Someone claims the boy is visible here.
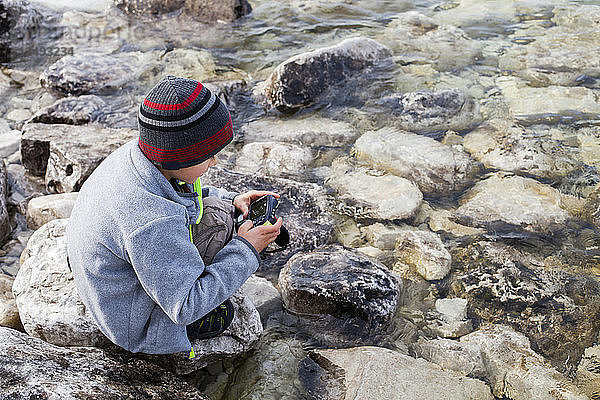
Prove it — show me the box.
[66,75,282,356]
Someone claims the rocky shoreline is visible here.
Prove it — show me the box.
[1,0,600,398]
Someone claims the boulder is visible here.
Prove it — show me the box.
[451,240,600,371]
[463,119,579,181]
[21,123,137,192]
[240,275,282,322]
[300,346,493,400]
[0,274,20,329]
[263,37,392,111]
[394,229,452,281]
[0,326,208,399]
[184,0,252,23]
[30,95,106,125]
[234,141,313,177]
[354,127,477,195]
[114,0,185,15]
[575,345,600,398]
[12,219,108,347]
[412,338,487,379]
[0,159,9,243]
[26,192,79,230]
[278,245,399,338]
[455,172,571,234]
[362,222,411,250]
[325,158,423,221]
[461,324,588,400]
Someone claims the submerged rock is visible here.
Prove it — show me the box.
[575,345,600,398]
[0,327,207,399]
[30,95,106,125]
[455,172,570,234]
[451,240,600,371]
[412,338,487,379]
[300,346,493,400]
[21,123,137,193]
[278,245,399,337]
[0,274,20,329]
[114,0,185,15]
[263,37,392,112]
[184,0,252,23]
[428,298,473,338]
[394,229,452,281]
[234,141,313,177]
[354,127,477,196]
[26,192,78,230]
[0,159,9,243]
[326,158,423,221]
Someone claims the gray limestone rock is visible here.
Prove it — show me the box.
[0,159,9,244]
[21,123,137,193]
[0,326,208,399]
[30,95,106,125]
[354,127,477,195]
[278,245,399,337]
[26,192,78,230]
[184,0,252,23]
[0,129,21,159]
[234,141,313,178]
[394,229,452,281]
[428,298,473,338]
[0,274,21,329]
[240,275,282,322]
[300,346,494,400]
[575,345,600,399]
[114,0,185,15]
[264,37,392,112]
[412,338,487,379]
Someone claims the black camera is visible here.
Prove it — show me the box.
[236,194,289,248]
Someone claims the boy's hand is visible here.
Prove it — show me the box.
[233,190,280,218]
[237,217,283,253]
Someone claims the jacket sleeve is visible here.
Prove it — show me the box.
[202,185,238,202]
[124,215,259,326]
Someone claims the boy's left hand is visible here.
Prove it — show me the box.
[233,190,280,218]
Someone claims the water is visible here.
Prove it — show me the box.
[3,0,600,397]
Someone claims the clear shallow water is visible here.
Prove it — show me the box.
[3,0,600,397]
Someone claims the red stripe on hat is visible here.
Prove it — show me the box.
[139,119,233,162]
[143,82,204,111]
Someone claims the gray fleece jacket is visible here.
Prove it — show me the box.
[66,139,260,354]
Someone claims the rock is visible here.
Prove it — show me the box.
[575,345,600,398]
[427,209,485,236]
[0,275,21,329]
[0,326,208,399]
[326,158,423,221]
[0,129,21,158]
[21,123,137,193]
[201,167,334,273]
[461,324,587,400]
[0,0,45,63]
[333,216,363,248]
[147,290,263,375]
[26,192,78,230]
[354,127,477,195]
[379,11,483,71]
[412,338,487,379]
[12,218,108,347]
[497,76,600,124]
[263,37,392,111]
[451,240,600,371]
[114,0,185,15]
[278,245,399,338]
[6,163,46,214]
[139,48,217,83]
[428,298,473,338]
[6,108,32,122]
[30,95,106,125]
[362,222,410,250]
[300,346,493,400]
[463,119,580,181]
[240,275,282,322]
[0,159,9,243]
[394,229,451,281]
[184,0,252,23]
[239,115,358,147]
[234,141,313,177]
[455,172,570,234]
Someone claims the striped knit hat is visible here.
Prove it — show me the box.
[138,75,233,170]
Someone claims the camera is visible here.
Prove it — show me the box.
[236,194,289,248]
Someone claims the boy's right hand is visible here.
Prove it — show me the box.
[237,217,283,253]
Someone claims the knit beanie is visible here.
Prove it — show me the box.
[138,75,233,170]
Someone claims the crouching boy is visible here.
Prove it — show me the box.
[66,75,282,356]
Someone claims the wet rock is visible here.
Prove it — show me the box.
[412,338,487,379]
[0,326,207,399]
[354,127,477,196]
[201,167,334,273]
[326,158,423,221]
[21,123,137,193]
[461,324,587,400]
[456,172,570,234]
[334,216,363,248]
[394,229,451,281]
[6,108,31,122]
[114,0,185,15]
[575,345,600,398]
[379,11,483,71]
[463,118,580,180]
[362,222,410,250]
[139,48,217,84]
[278,245,399,337]
[450,241,600,371]
[0,129,21,158]
[428,298,473,338]
[0,159,9,243]
[26,192,78,230]
[12,219,108,347]
[234,141,313,177]
[497,76,600,124]
[30,95,106,125]
[240,275,282,322]
[239,115,358,147]
[0,274,21,329]
[184,0,252,23]
[0,0,45,63]
[6,164,45,214]
[428,208,485,236]
[300,346,493,400]
[263,37,392,112]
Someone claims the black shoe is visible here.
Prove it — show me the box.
[187,299,235,340]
